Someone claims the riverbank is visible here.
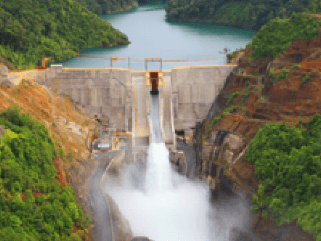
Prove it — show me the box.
[164,0,320,31]
[104,1,139,15]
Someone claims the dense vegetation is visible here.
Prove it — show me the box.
[249,12,321,60]
[75,0,138,15]
[0,0,130,70]
[247,114,321,241]
[165,0,321,30]
[0,106,91,241]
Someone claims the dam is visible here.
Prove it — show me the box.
[2,58,237,158]
[1,58,254,240]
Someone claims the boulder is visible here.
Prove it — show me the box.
[201,145,213,161]
[223,133,244,150]
[177,151,186,173]
[0,64,8,78]
[184,129,194,145]
[220,149,234,165]
[207,130,230,146]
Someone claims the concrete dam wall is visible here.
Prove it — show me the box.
[4,64,237,138]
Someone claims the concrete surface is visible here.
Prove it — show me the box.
[16,64,237,134]
[132,76,149,140]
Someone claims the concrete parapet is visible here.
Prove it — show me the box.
[51,64,63,72]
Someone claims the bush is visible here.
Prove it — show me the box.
[302,73,311,83]
[273,68,289,85]
[245,81,250,87]
[268,67,275,77]
[226,91,239,106]
[247,114,321,239]
[291,64,301,69]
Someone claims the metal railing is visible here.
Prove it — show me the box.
[76,54,227,63]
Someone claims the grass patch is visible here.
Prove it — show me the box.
[10,88,21,97]
[273,68,289,85]
[302,73,311,83]
[291,64,301,69]
[226,91,239,106]
[40,108,49,117]
[81,120,88,126]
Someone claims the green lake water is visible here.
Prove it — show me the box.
[62,3,257,70]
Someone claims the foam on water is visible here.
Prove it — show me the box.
[106,142,217,241]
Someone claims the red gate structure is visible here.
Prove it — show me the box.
[145,58,163,95]
[150,72,159,94]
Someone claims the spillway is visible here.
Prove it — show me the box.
[103,91,255,241]
[150,94,162,143]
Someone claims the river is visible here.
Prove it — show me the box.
[61,2,257,70]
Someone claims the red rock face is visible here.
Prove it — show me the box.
[234,30,321,126]
[200,22,321,241]
[102,41,110,48]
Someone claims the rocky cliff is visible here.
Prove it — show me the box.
[192,28,321,241]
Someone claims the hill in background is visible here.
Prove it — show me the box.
[0,0,130,70]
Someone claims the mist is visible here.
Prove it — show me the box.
[101,94,253,241]
[102,142,254,241]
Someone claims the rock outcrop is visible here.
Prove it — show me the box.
[199,130,246,196]
[0,64,8,78]
[193,25,321,241]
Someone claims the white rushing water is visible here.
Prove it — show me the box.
[103,94,251,241]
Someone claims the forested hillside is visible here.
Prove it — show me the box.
[75,0,139,15]
[0,106,91,241]
[165,0,321,30]
[0,0,130,70]
[244,12,321,60]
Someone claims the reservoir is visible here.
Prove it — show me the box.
[61,2,257,70]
